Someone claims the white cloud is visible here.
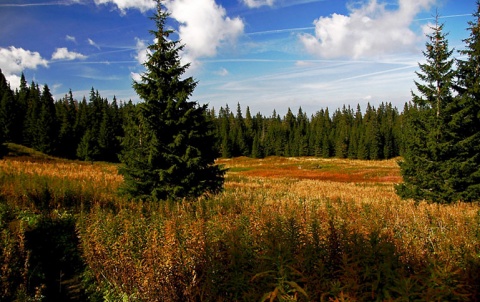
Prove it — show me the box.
[131,71,143,82]
[300,0,436,59]
[5,74,21,90]
[165,0,244,65]
[88,38,101,49]
[0,46,48,89]
[422,22,435,37]
[242,0,275,8]
[93,0,155,14]
[134,37,149,65]
[0,46,48,74]
[66,35,77,43]
[51,47,87,60]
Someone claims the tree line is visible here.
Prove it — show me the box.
[213,102,405,159]
[0,74,128,162]
[0,71,407,162]
[1,0,480,204]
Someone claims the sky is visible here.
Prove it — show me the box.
[0,0,476,116]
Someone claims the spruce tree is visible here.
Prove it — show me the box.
[56,90,77,158]
[119,0,225,201]
[447,2,480,202]
[35,85,57,154]
[0,70,8,157]
[396,14,456,202]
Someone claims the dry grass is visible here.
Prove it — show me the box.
[218,156,402,183]
[0,159,123,200]
[2,153,480,301]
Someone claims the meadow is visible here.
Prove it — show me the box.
[0,146,479,301]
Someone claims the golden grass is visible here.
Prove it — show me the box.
[0,159,123,192]
[218,156,402,183]
[219,156,480,269]
[2,154,480,300]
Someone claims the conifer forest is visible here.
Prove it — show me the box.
[1,0,480,301]
[0,71,405,163]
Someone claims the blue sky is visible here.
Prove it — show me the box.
[0,0,476,115]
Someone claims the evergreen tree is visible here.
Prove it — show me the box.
[23,81,41,147]
[35,85,57,154]
[396,14,457,202]
[1,75,27,144]
[119,1,225,201]
[14,74,29,145]
[333,106,351,158]
[74,97,89,156]
[218,105,233,158]
[295,107,309,156]
[446,3,480,202]
[56,90,77,158]
[77,129,99,161]
[321,108,332,158]
[0,70,9,157]
[98,97,121,162]
[364,103,381,160]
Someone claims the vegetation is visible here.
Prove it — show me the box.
[397,5,480,203]
[0,67,405,165]
[119,1,224,201]
[396,15,457,203]
[1,2,480,301]
[0,147,479,301]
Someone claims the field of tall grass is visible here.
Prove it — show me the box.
[0,147,479,301]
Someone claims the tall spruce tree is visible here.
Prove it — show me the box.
[35,85,57,154]
[119,0,225,201]
[447,2,480,202]
[396,14,456,202]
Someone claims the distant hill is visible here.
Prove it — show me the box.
[3,143,61,162]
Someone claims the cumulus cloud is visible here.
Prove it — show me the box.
[0,46,48,89]
[93,0,155,14]
[51,47,87,60]
[242,0,275,8]
[300,0,436,59]
[165,0,244,65]
[134,37,150,65]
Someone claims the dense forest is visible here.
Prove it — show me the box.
[0,70,406,162]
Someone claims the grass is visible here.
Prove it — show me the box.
[1,146,479,301]
[218,156,402,183]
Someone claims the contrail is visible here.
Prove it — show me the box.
[0,1,80,7]
[416,13,472,21]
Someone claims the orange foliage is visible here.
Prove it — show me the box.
[218,156,402,183]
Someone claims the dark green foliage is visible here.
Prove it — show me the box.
[98,97,121,162]
[214,102,401,160]
[56,90,78,158]
[397,10,480,203]
[0,78,22,144]
[77,129,100,161]
[0,71,10,157]
[119,1,225,201]
[35,85,58,154]
[0,67,407,164]
[447,2,480,202]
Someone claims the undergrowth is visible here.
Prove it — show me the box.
[0,151,479,301]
